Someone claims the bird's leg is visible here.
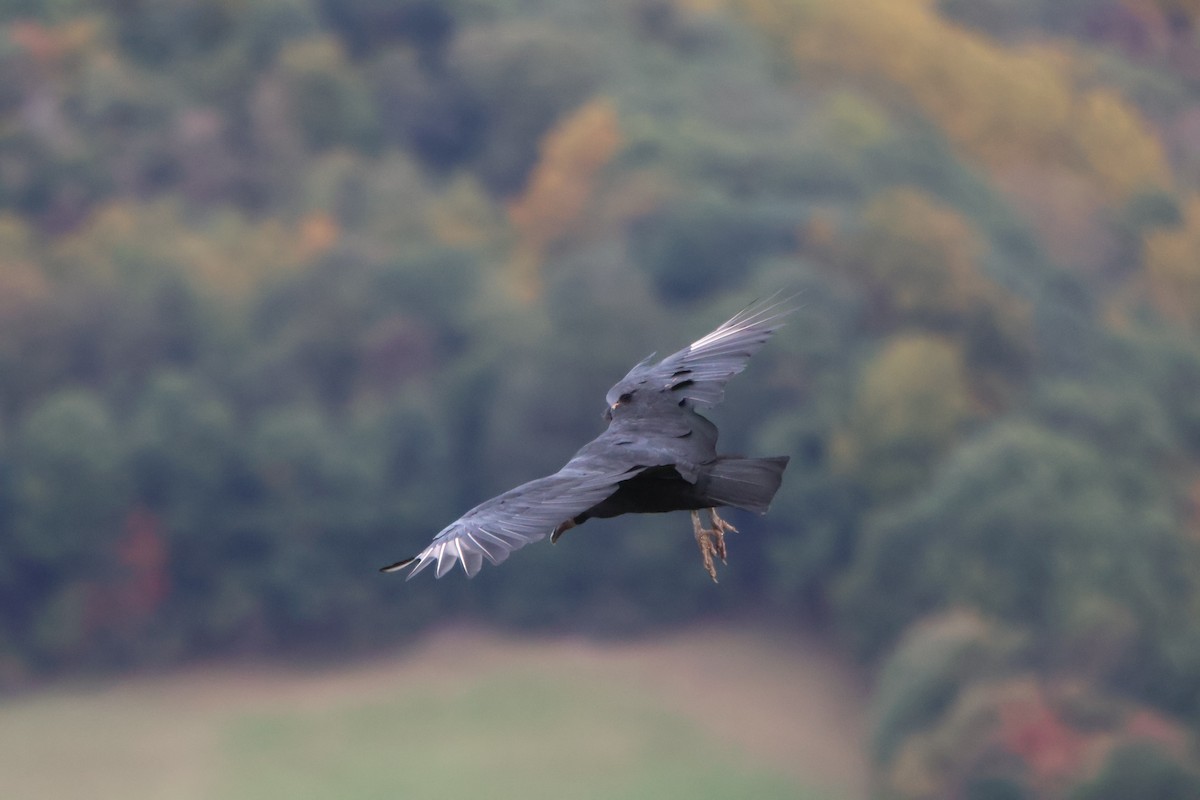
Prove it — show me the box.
[551,517,576,544]
[707,508,737,564]
[691,510,719,583]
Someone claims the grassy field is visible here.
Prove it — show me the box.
[2,626,868,799]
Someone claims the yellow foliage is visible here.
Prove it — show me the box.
[0,215,50,320]
[429,175,506,249]
[855,187,982,322]
[826,186,1008,322]
[803,207,840,253]
[53,201,319,300]
[676,0,728,14]
[593,168,676,233]
[734,0,1169,201]
[819,187,1031,410]
[507,97,624,303]
[834,333,970,494]
[298,212,340,259]
[815,91,892,153]
[993,165,1114,272]
[1144,195,1200,329]
[0,213,36,261]
[8,18,98,69]
[277,36,349,75]
[853,334,970,447]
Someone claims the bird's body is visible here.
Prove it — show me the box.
[382,297,793,581]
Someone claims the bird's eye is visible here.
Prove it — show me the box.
[619,392,633,404]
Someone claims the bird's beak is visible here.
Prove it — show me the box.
[603,403,618,422]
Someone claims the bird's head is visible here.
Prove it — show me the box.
[603,389,636,422]
[604,355,657,422]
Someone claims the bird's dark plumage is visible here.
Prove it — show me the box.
[381,296,793,580]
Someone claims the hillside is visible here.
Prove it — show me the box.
[2,0,1200,795]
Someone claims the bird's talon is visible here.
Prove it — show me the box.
[712,528,727,563]
[691,510,720,582]
[698,533,719,582]
[710,509,738,535]
[709,509,736,564]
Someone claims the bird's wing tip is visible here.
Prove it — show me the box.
[379,557,416,574]
[738,291,802,324]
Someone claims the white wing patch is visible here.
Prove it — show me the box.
[607,294,796,409]
[389,472,626,579]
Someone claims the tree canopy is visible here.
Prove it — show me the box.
[2,0,1200,793]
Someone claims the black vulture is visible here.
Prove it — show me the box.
[382,296,793,582]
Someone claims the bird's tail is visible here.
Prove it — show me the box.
[704,455,790,514]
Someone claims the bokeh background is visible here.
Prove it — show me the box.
[3,0,1200,797]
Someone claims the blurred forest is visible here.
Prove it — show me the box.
[3,0,1200,795]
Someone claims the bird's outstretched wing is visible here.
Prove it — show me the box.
[381,455,644,579]
[606,294,794,409]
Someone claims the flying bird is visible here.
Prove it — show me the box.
[381,297,793,582]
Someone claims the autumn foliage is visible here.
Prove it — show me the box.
[507,98,624,302]
[2,0,1200,794]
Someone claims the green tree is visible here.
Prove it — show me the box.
[451,24,598,194]
[1071,743,1200,800]
[836,420,1192,671]
[7,389,128,662]
[834,333,972,501]
[274,36,378,151]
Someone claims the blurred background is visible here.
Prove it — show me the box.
[2,0,1200,797]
